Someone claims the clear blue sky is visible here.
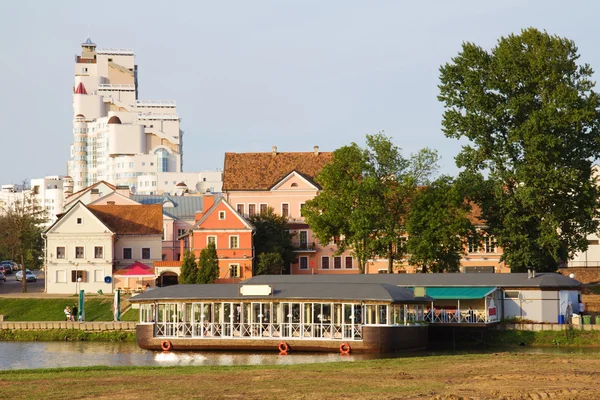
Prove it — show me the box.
[2,1,600,184]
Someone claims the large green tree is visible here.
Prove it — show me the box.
[304,133,438,273]
[439,28,600,272]
[196,242,219,283]
[248,208,295,275]
[0,189,46,292]
[179,250,197,284]
[405,176,476,272]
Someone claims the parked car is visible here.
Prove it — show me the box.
[0,271,5,283]
[1,261,18,272]
[0,265,11,275]
[15,270,36,282]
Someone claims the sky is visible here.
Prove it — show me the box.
[2,0,600,185]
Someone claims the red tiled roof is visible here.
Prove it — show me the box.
[87,204,163,235]
[223,151,333,191]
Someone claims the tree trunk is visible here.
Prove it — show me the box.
[20,252,27,293]
[387,242,394,273]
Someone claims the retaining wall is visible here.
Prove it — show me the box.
[0,321,136,331]
[493,323,600,331]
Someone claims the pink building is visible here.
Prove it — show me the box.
[223,146,359,275]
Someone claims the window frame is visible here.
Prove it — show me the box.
[56,247,66,259]
[236,204,245,215]
[333,256,342,269]
[75,246,85,259]
[94,246,103,259]
[76,217,83,225]
[299,256,309,270]
[345,256,353,269]
[207,236,217,247]
[229,235,239,249]
[229,263,240,278]
[321,256,330,270]
[218,210,226,220]
[141,248,151,259]
[281,203,290,218]
[123,248,132,260]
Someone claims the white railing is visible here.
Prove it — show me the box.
[136,100,176,107]
[97,48,134,55]
[98,84,135,90]
[137,113,180,120]
[154,322,363,341]
[425,310,487,324]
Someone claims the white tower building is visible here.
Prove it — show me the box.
[67,38,183,193]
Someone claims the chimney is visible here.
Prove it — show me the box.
[314,146,319,156]
[116,185,130,197]
[272,146,277,156]
[202,193,215,214]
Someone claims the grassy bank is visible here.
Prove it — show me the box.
[0,328,135,342]
[489,328,600,347]
[0,298,136,321]
[0,353,598,399]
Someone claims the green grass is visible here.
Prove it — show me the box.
[489,328,600,346]
[0,298,137,322]
[0,328,135,342]
[120,308,139,321]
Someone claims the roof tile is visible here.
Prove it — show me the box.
[87,204,163,235]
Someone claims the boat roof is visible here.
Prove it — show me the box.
[243,272,581,289]
[129,282,433,303]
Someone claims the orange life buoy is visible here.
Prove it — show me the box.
[339,342,350,355]
[278,341,289,355]
[161,340,172,351]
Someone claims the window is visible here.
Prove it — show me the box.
[129,162,134,168]
[300,203,306,217]
[94,246,103,259]
[56,247,65,259]
[207,236,216,246]
[94,269,104,282]
[260,204,268,215]
[177,229,187,238]
[248,204,256,216]
[321,256,330,269]
[345,256,353,269]
[333,257,342,269]
[299,256,308,270]
[71,270,86,282]
[468,236,480,253]
[123,248,132,259]
[162,254,167,261]
[142,248,151,259]
[75,246,84,259]
[76,217,83,225]
[299,231,308,248]
[229,236,239,249]
[485,236,497,253]
[219,211,226,220]
[56,270,67,283]
[229,264,240,278]
[281,203,289,217]
[291,183,298,187]
[142,162,146,166]
[504,291,520,299]
[237,204,245,215]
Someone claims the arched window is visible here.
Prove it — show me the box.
[154,148,169,172]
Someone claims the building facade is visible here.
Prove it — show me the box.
[67,38,183,193]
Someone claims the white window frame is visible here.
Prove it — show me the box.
[229,235,239,249]
[94,246,104,259]
[56,269,67,283]
[299,256,309,270]
[94,269,104,282]
[75,246,85,259]
[56,246,66,259]
[281,203,290,218]
[123,247,133,260]
[345,256,353,269]
[229,263,240,278]
[259,203,268,215]
[207,236,217,247]
[248,204,256,216]
[333,256,342,269]
[236,204,245,215]
[141,248,151,259]
[321,256,330,269]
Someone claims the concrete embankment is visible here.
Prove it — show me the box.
[0,321,136,331]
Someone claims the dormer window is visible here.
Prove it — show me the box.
[219,211,226,220]
[291,183,298,187]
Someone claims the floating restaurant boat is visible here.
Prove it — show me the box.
[129,282,432,354]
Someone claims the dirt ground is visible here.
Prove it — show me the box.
[1,352,599,400]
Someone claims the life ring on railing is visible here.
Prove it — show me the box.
[161,340,172,351]
[278,341,289,355]
[339,342,351,355]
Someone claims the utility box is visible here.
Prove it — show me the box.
[582,315,592,325]
[572,314,581,325]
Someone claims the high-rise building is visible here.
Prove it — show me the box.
[67,38,183,193]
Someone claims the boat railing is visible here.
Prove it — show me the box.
[154,322,363,340]
[424,310,487,324]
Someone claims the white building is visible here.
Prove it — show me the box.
[67,38,183,193]
[136,170,223,195]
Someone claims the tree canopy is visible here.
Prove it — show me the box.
[438,27,600,272]
[248,208,295,275]
[197,242,219,283]
[304,133,438,273]
[405,176,476,272]
[179,250,197,284]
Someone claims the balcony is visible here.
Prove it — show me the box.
[293,242,316,252]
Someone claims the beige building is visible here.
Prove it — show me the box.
[67,38,183,193]
[44,202,163,294]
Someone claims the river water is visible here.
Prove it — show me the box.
[0,342,596,371]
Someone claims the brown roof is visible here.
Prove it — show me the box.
[107,116,122,124]
[223,151,333,191]
[87,204,163,235]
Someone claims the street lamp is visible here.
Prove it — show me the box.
[77,277,82,294]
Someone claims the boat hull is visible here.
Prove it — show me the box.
[136,324,428,354]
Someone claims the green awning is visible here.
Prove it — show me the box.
[424,287,496,300]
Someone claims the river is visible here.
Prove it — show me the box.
[1,342,597,370]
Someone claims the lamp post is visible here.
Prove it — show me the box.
[77,277,82,295]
